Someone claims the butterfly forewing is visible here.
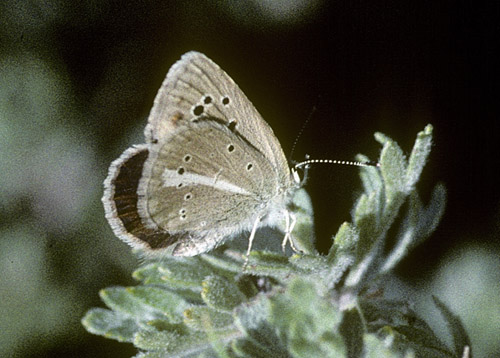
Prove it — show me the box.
[139,118,277,232]
[145,52,291,186]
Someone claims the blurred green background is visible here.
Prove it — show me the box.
[1,1,498,357]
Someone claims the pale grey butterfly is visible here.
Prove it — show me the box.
[103,51,310,263]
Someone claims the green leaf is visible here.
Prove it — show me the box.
[159,258,214,290]
[378,141,407,234]
[133,262,205,303]
[288,254,327,273]
[380,138,407,194]
[325,222,358,287]
[374,132,393,146]
[132,262,205,302]
[363,333,414,358]
[379,192,422,273]
[329,222,359,258]
[81,308,138,342]
[233,295,289,357]
[201,275,246,312]
[199,252,244,274]
[134,324,239,355]
[288,188,317,255]
[387,325,454,357]
[360,298,411,328]
[126,286,190,323]
[184,306,234,331]
[231,335,289,358]
[339,307,366,358]
[234,293,271,334]
[356,153,383,195]
[405,124,433,191]
[353,194,375,227]
[432,296,471,358]
[242,250,292,279]
[100,287,164,320]
[381,183,446,273]
[353,191,382,260]
[269,278,345,358]
[134,327,206,352]
[414,183,446,244]
[133,263,167,284]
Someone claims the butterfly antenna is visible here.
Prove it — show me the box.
[294,158,380,170]
[289,104,317,161]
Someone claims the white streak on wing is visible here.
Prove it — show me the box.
[162,169,251,195]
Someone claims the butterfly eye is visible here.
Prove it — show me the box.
[177,167,185,175]
[222,96,230,105]
[246,163,253,171]
[203,95,212,104]
[227,144,235,153]
[183,154,192,162]
[184,193,192,201]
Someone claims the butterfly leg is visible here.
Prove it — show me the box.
[281,210,299,253]
[243,215,261,270]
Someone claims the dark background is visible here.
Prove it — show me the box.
[1,1,498,357]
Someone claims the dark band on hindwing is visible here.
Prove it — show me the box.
[111,147,187,249]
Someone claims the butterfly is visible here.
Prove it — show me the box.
[102,52,305,262]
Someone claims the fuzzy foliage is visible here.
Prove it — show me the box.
[83,125,471,358]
